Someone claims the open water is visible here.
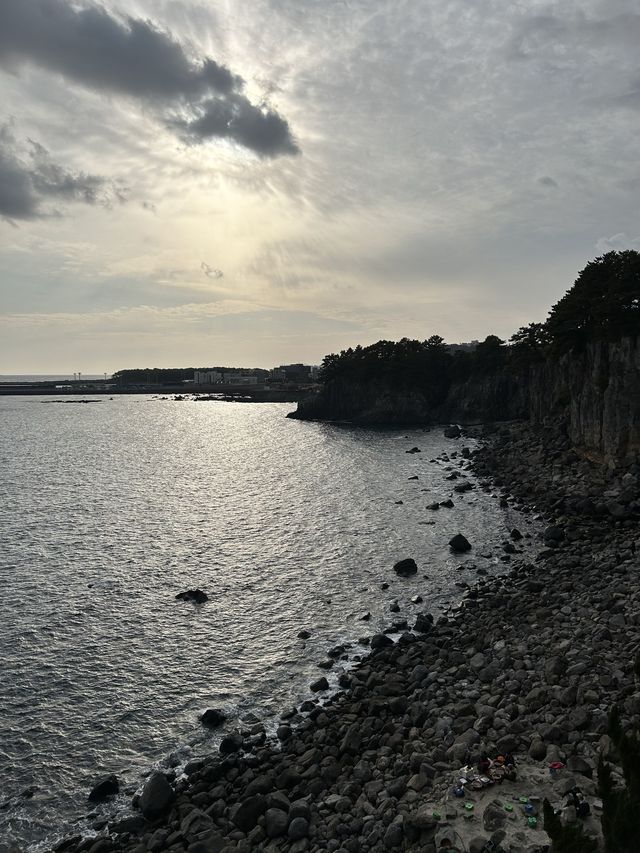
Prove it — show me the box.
[0,397,536,848]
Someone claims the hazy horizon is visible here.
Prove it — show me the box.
[2,0,640,372]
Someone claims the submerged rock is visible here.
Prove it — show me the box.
[88,775,119,802]
[175,589,208,604]
[200,708,226,728]
[393,558,418,576]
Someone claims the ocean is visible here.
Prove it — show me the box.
[0,396,536,848]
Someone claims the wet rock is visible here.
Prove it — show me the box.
[444,425,461,438]
[88,775,119,802]
[175,589,208,604]
[310,676,329,692]
[371,634,394,650]
[219,733,243,754]
[200,709,226,728]
[427,502,441,510]
[298,629,311,639]
[406,447,421,453]
[138,772,175,820]
[449,533,472,553]
[413,613,434,633]
[393,558,418,576]
[440,499,454,508]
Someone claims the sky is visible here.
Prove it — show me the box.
[1,0,639,373]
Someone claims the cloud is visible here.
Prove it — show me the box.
[201,261,223,279]
[0,124,123,222]
[0,0,298,157]
[595,233,640,253]
[538,176,558,188]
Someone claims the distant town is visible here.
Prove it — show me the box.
[0,363,323,397]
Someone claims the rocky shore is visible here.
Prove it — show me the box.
[47,421,639,853]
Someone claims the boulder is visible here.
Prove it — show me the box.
[297,629,311,639]
[200,708,226,728]
[414,613,434,633]
[444,425,461,438]
[138,773,175,820]
[88,775,119,802]
[288,817,310,840]
[371,633,394,650]
[175,589,208,604]
[265,807,288,838]
[440,499,454,508]
[231,794,267,832]
[406,447,421,453]
[219,733,243,754]
[310,677,329,692]
[394,558,418,576]
[449,534,472,553]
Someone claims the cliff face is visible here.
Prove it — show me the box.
[289,336,639,463]
[529,336,639,463]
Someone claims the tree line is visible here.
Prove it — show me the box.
[319,250,640,393]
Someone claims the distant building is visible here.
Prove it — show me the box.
[194,370,260,385]
[194,370,223,384]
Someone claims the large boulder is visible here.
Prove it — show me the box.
[88,775,119,802]
[230,794,267,832]
[139,773,175,820]
[449,534,472,553]
[394,558,418,576]
[444,425,461,438]
[200,708,226,728]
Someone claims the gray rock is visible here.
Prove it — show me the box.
[88,775,119,802]
[483,802,507,832]
[265,807,288,838]
[231,794,267,832]
[139,772,175,821]
[288,817,310,840]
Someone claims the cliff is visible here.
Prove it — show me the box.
[289,336,639,464]
[529,336,639,464]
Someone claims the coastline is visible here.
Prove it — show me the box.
[43,420,639,853]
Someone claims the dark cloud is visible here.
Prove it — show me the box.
[0,126,121,223]
[538,176,558,188]
[0,0,298,157]
[176,95,299,157]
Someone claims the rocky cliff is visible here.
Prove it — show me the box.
[529,336,639,464]
[289,336,639,463]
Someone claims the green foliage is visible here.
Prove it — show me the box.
[598,706,640,852]
[546,250,640,352]
[509,322,552,365]
[542,798,598,853]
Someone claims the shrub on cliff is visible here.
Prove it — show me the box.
[597,706,640,853]
[542,798,598,853]
[546,250,640,352]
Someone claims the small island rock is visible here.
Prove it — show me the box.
[175,589,208,604]
[393,558,418,576]
[449,533,472,552]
